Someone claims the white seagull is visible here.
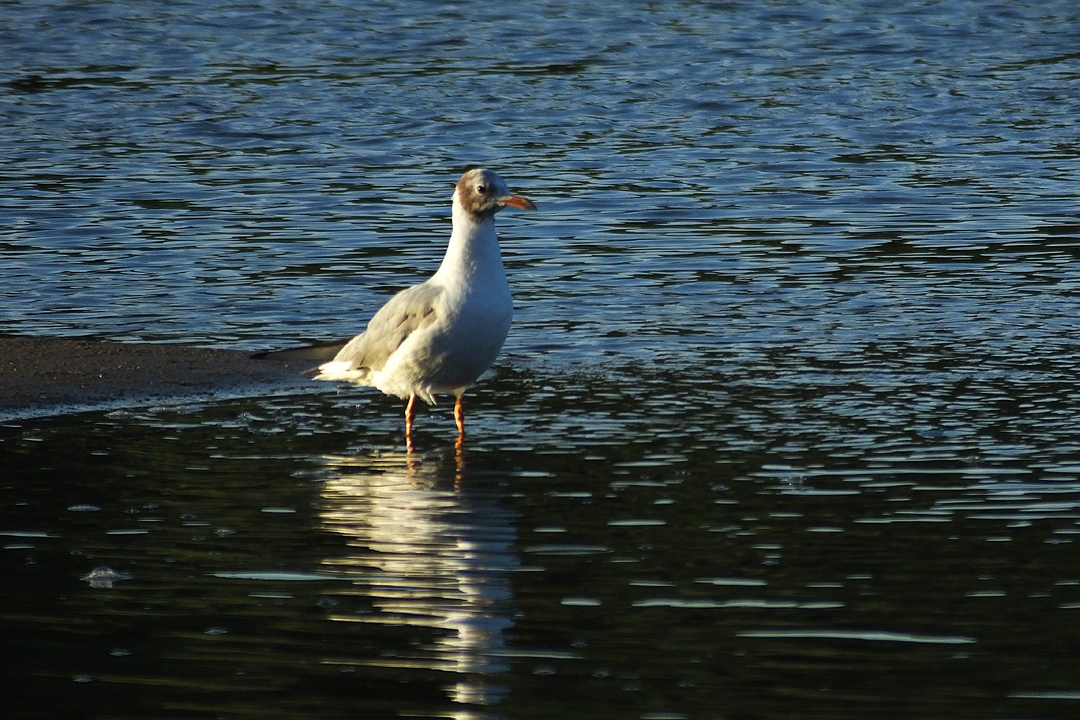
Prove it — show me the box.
[310,168,535,448]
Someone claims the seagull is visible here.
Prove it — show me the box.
[307,168,535,449]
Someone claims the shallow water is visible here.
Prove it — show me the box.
[3,1,1080,718]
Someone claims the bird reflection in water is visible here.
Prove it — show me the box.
[318,449,519,717]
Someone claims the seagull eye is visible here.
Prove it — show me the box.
[476,184,486,194]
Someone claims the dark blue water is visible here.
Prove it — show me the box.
[3,1,1080,718]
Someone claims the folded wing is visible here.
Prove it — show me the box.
[316,282,443,383]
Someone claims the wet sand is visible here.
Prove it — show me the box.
[0,336,317,421]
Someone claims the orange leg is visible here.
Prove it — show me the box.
[454,396,465,488]
[405,395,417,453]
[454,395,465,437]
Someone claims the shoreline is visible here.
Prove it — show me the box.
[0,335,317,421]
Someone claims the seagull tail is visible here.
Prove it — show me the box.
[250,340,349,362]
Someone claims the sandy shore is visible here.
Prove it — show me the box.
[0,336,318,421]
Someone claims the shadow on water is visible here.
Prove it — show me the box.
[3,353,1080,718]
[0,407,519,719]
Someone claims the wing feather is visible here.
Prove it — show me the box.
[330,282,443,375]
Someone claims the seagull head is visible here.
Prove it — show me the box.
[454,168,536,220]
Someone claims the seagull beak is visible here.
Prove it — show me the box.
[498,194,537,211]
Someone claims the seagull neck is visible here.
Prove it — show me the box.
[434,202,504,288]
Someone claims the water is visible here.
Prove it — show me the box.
[3,0,1080,717]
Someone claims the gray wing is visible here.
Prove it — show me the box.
[333,282,443,373]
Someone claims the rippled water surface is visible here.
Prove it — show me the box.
[3,1,1080,718]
